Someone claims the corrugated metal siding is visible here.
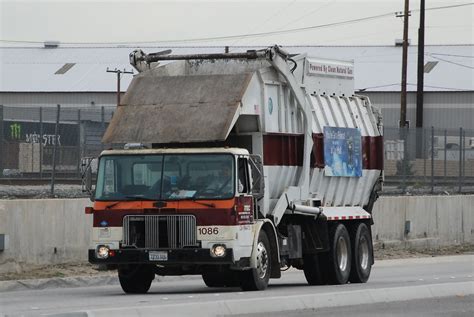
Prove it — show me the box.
[365,91,474,129]
[0,92,117,107]
[2,104,114,123]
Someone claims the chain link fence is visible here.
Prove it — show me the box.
[0,105,113,180]
[1,105,473,195]
[383,126,474,194]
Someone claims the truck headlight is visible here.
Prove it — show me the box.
[96,245,110,259]
[211,244,226,257]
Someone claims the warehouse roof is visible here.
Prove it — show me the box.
[0,45,472,92]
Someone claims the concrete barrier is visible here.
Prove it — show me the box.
[0,195,473,273]
[372,195,474,249]
[0,199,92,273]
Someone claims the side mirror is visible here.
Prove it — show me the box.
[81,157,97,201]
[249,154,265,200]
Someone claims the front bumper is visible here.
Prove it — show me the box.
[88,248,234,265]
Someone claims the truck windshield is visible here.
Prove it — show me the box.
[95,154,235,201]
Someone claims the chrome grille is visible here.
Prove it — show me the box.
[123,215,197,249]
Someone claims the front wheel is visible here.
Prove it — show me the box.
[349,223,373,283]
[118,264,155,294]
[240,230,271,291]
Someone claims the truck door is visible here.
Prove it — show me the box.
[236,157,254,224]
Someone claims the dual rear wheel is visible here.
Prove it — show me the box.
[304,222,372,285]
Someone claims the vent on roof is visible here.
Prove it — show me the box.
[395,39,410,46]
[55,63,76,75]
[44,41,60,48]
[424,61,439,73]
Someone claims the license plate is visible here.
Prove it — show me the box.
[149,251,168,261]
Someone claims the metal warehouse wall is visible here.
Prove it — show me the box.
[1,91,473,130]
[0,92,117,108]
[365,91,474,129]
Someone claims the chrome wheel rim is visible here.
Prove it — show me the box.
[336,236,348,272]
[359,236,369,270]
[256,241,269,279]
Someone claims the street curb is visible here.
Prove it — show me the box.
[86,281,474,316]
[0,274,203,293]
[0,275,119,293]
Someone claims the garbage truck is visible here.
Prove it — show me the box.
[84,45,383,293]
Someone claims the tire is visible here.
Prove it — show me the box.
[327,223,352,285]
[118,264,155,294]
[349,223,373,283]
[303,253,329,285]
[240,230,271,291]
[202,271,239,287]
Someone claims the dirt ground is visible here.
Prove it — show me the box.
[0,184,87,199]
[1,244,473,282]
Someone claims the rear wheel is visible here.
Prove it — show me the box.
[327,223,352,284]
[349,223,373,283]
[118,264,155,294]
[240,230,271,291]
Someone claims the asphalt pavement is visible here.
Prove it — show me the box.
[0,254,473,317]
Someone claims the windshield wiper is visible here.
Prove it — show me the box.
[124,195,159,201]
[104,195,159,209]
[181,197,216,208]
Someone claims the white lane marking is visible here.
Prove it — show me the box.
[31,307,39,310]
[418,279,424,281]
[214,294,220,296]
[162,297,169,300]
[434,277,440,280]
[450,276,456,279]
[468,275,473,278]
[188,296,194,298]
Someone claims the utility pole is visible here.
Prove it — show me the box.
[106,68,134,107]
[399,0,410,128]
[415,0,425,158]
[416,0,425,129]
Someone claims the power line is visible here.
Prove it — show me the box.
[0,12,395,45]
[277,0,336,31]
[1,2,472,45]
[359,82,473,92]
[429,55,474,69]
[229,0,297,49]
[428,52,474,59]
[418,2,474,12]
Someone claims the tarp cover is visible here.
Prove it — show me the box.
[102,72,253,143]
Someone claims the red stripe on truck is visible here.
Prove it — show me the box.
[263,133,383,170]
[93,208,237,227]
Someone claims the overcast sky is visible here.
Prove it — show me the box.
[0,0,473,47]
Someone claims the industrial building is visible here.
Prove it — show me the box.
[0,44,472,176]
[1,44,472,129]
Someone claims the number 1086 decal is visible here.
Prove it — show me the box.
[198,227,219,235]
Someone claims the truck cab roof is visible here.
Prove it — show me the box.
[99,147,250,157]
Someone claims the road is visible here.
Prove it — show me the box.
[1,255,473,317]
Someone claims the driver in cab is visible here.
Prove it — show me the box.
[206,163,234,195]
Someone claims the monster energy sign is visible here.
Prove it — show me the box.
[4,120,78,146]
[10,123,21,140]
